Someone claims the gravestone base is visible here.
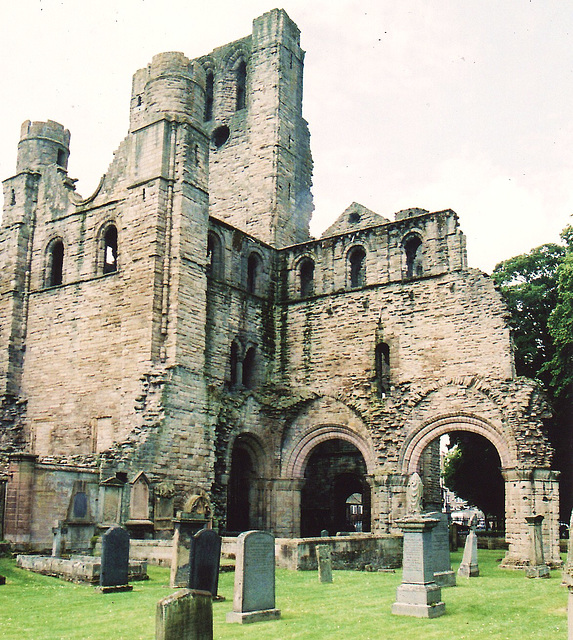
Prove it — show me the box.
[458,562,479,578]
[97,584,133,593]
[526,564,550,579]
[434,570,456,587]
[391,583,445,618]
[226,608,281,624]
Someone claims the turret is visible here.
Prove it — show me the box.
[129,52,206,132]
[16,120,70,173]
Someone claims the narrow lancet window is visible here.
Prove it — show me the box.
[205,70,214,121]
[349,246,366,288]
[299,258,314,297]
[207,232,223,279]
[103,225,118,274]
[247,253,260,294]
[236,60,247,111]
[375,342,391,397]
[242,347,256,389]
[48,239,64,287]
[404,235,423,278]
[230,341,240,387]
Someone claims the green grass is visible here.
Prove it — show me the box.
[0,550,568,639]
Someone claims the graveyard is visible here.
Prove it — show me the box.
[0,549,567,639]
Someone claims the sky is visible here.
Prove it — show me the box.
[1,0,572,273]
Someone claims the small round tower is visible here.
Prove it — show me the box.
[16,120,70,173]
[129,52,206,132]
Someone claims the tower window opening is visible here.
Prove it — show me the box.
[103,225,118,274]
[235,60,247,111]
[230,341,239,387]
[242,346,256,389]
[47,239,64,287]
[375,342,391,397]
[207,232,223,279]
[10,189,16,205]
[404,235,423,278]
[212,125,230,149]
[56,149,66,168]
[349,246,366,288]
[299,258,314,297]
[205,71,214,121]
[247,253,261,294]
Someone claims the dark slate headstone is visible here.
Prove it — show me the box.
[99,525,132,592]
[226,530,281,624]
[188,528,222,598]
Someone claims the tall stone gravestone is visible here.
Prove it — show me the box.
[99,525,133,592]
[226,530,281,624]
[171,491,213,588]
[426,511,456,587]
[392,517,445,618]
[458,515,479,577]
[52,520,68,557]
[188,528,222,599]
[156,589,213,640]
[316,544,333,583]
[525,514,550,578]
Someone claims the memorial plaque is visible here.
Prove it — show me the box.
[226,530,281,624]
[99,525,132,592]
[188,528,222,597]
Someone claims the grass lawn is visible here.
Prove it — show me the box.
[0,550,568,639]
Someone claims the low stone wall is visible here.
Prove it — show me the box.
[274,534,403,571]
[16,554,148,584]
[94,539,173,567]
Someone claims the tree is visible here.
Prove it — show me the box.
[442,432,505,525]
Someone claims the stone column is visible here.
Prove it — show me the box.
[525,515,550,578]
[501,468,560,569]
[392,517,445,618]
[269,479,305,538]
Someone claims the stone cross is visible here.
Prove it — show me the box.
[188,528,222,599]
[525,514,550,579]
[99,525,133,592]
[457,515,479,577]
[392,517,445,618]
[226,530,281,624]
[316,544,333,583]
[406,473,423,515]
[156,589,213,640]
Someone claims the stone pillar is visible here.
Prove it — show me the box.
[4,453,37,544]
[458,522,479,578]
[501,468,560,569]
[525,515,550,578]
[369,473,408,535]
[316,545,333,583]
[270,479,305,538]
[392,517,445,618]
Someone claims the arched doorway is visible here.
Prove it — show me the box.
[226,434,264,534]
[300,439,371,537]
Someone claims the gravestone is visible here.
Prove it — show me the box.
[226,530,281,624]
[170,491,213,588]
[156,589,213,640]
[392,517,445,618]
[0,575,5,585]
[525,514,550,578]
[188,528,222,599]
[99,525,133,592]
[458,515,479,577]
[427,511,456,587]
[51,520,68,557]
[320,529,329,537]
[316,544,333,583]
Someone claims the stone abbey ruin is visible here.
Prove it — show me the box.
[0,9,560,567]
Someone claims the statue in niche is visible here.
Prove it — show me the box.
[406,472,423,515]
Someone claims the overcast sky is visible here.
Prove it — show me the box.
[1,1,572,273]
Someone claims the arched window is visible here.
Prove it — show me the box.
[375,342,391,397]
[47,238,64,287]
[103,224,118,274]
[242,346,256,389]
[404,235,423,278]
[207,232,223,280]
[230,341,240,387]
[204,70,214,122]
[247,252,261,294]
[299,257,314,297]
[349,246,366,288]
[235,59,247,111]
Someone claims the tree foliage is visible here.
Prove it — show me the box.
[442,432,505,521]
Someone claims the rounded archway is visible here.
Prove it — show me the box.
[299,438,371,537]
